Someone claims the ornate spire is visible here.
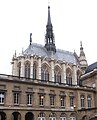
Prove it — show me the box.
[44,6,56,53]
[80,41,85,56]
[79,41,88,72]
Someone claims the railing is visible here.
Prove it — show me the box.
[0,74,95,90]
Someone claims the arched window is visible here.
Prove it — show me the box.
[87,95,92,108]
[0,112,6,120]
[25,62,30,78]
[70,113,76,120]
[12,112,21,120]
[38,112,46,120]
[41,64,49,81]
[60,113,67,120]
[49,113,56,120]
[66,68,72,85]
[80,95,85,108]
[54,67,61,83]
[33,62,37,79]
[17,62,21,77]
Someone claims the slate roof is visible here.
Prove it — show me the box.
[23,43,78,64]
[85,62,97,73]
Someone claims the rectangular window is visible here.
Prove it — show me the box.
[14,93,19,105]
[27,94,32,105]
[87,97,91,108]
[60,97,65,107]
[0,92,5,104]
[39,95,44,106]
[50,96,55,106]
[70,97,74,107]
[81,96,85,108]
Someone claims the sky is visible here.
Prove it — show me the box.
[0,0,97,75]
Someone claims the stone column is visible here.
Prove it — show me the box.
[65,93,69,110]
[30,57,33,78]
[61,62,66,84]
[6,111,12,120]
[50,59,54,82]
[21,57,25,77]
[37,57,41,79]
[73,65,77,85]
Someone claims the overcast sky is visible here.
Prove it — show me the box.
[0,0,97,75]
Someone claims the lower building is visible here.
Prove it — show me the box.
[0,69,97,120]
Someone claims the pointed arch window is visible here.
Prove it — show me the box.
[33,63,37,79]
[41,64,49,81]
[54,67,61,83]
[60,113,67,120]
[70,113,76,120]
[77,71,81,85]
[49,113,56,120]
[38,112,46,120]
[25,62,30,78]
[17,62,21,77]
[66,69,72,85]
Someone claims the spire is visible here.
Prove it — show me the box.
[80,41,85,56]
[47,6,51,26]
[79,41,88,72]
[44,5,56,53]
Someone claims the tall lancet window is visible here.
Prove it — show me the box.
[25,62,30,78]
[54,66,61,83]
[33,62,37,79]
[66,68,72,85]
[17,62,21,77]
[77,70,81,85]
[41,64,49,81]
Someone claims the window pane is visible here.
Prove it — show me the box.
[27,94,32,105]
[0,92,5,104]
[14,93,19,104]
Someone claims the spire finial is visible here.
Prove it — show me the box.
[80,41,83,50]
[80,41,82,48]
[47,3,51,25]
[30,33,32,45]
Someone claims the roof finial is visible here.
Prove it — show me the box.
[15,50,16,57]
[80,41,82,48]
[80,41,83,51]
[30,33,32,45]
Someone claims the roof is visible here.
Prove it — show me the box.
[23,43,78,64]
[85,62,97,73]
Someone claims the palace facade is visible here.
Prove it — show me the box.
[0,5,97,120]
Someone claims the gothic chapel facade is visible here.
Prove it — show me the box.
[0,5,97,120]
